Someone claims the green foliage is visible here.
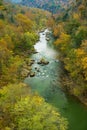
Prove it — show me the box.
[65,19,80,35]
[0,3,68,130]
[0,3,50,86]
[0,83,68,130]
[15,13,33,32]
[10,0,68,14]
[0,0,3,6]
[21,32,38,49]
[53,0,87,100]
[15,32,39,52]
[54,32,71,55]
[73,26,87,48]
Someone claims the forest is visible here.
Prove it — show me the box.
[0,0,68,130]
[5,0,68,13]
[49,0,87,104]
[0,0,87,130]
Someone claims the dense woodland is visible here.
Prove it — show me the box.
[0,0,68,130]
[47,0,87,104]
[6,0,69,13]
[0,1,51,86]
[0,0,87,129]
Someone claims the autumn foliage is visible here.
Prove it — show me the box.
[0,1,68,130]
[53,0,87,101]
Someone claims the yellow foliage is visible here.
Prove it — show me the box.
[73,13,80,20]
[81,40,87,51]
[33,95,43,105]
[75,48,85,58]
[4,35,14,50]
[54,33,71,47]
[73,40,87,81]
[78,5,85,11]
[0,83,68,130]
[0,20,4,29]
[81,57,87,81]
[16,13,33,32]
[81,57,87,69]
[0,5,4,10]
[0,38,7,49]
[73,87,82,96]
[4,127,11,130]
[47,18,55,29]
[53,24,64,37]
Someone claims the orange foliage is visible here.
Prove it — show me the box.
[15,13,33,32]
[47,18,55,29]
[53,24,64,37]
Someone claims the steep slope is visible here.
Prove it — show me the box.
[5,0,68,13]
[50,0,87,104]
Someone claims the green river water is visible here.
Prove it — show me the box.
[24,29,87,130]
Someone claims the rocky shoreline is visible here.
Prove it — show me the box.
[61,73,87,106]
[20,29,50,79]
[21,57,49,79]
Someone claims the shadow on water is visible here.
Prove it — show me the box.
[24,29,87,130]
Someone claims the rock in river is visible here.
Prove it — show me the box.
[37,58,49,65]
[46,37,50,41]
[30,72,35,77]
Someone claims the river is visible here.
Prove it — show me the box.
[24,29,87,130]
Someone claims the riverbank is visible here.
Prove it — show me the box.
[24,29,87,130]
[20,29,50,80]
[60,67,87,106]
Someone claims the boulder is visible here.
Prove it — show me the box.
[46,32,50,36]
[30,72,35,77]
[21,69,30,77]
[33,51,38,54]
[35,67,40,72]
[37,69,40,72]
[42,33,45,35]
[37,61,42,64]
[27,59,35,66]
[40,30,44,33]
[46,37,50,41]
[22,64,32,71]
[37,58,49,65]
[35,67,38,70]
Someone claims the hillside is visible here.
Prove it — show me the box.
[0,1,68,129]
[0,0,87,129]
[49,0,87,104]
[5,0,69,13]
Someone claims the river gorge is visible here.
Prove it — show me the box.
[24,29,87,130]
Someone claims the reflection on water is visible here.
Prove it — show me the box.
[24,29,87,130]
